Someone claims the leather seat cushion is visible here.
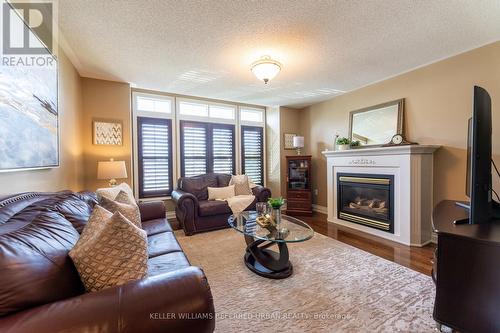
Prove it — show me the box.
[198,200,231,217]
[142,218,172,236]
[147,232,182,258]
[147,251,190,276]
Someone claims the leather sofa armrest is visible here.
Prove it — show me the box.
[138,201,166,222]
[171,190,199,235]
[252,186,271,203]
[0,267,215,333]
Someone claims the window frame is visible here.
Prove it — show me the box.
[137,117,174,198]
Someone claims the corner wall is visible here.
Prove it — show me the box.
[300,41,500,208]
[81,78,132,191]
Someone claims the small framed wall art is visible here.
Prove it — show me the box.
[93,119,123,145]
[284,133,297,150]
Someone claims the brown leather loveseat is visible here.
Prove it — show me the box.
[0,191,215,333]
[172,173,271,235]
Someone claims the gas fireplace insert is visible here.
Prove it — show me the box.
[337,173,394,233]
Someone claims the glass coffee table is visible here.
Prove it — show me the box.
[228,211,314,279]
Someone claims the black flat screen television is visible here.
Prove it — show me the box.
[456,86,500,224]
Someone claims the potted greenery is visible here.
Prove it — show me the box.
[268,197,285,226]
[336,137,351,151]
[350,140,361,148]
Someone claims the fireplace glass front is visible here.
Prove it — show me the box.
[337,173,394,233]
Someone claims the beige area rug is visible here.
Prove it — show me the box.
[176,229,435,333]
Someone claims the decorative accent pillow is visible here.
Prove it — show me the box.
[230,175,252,195]
[208,185,235,200]
[69,210,148,292]
[96,183,135,202]
[100,191,142,228]
[78,205,113,243]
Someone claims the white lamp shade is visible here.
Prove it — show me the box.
[251,56,282,83]
[293,136,304,148]
[97,160,127,180]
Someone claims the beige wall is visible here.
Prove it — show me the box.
[0,48,84,195]
[81,78,132,191]
[266,106,281,197]
[301,41,500,208]
[280,107,303,197]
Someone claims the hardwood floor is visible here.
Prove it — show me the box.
[296,212,436,276]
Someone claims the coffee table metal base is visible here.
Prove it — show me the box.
[244,235,293,279]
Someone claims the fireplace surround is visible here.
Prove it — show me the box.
[322,145,440,246]
[337,173,394,233]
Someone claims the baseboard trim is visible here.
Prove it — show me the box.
[312,204,328,214]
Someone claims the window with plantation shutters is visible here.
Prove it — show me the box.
[180,121,235,177]
[180,122,208,177]
[137,117,173,198]
[241,125,264,185]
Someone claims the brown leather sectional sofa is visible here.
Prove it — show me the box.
[172,173,271,235]
[0,191,215,333]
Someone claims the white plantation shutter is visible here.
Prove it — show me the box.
[212,125,234,174]
[180,121,235,177]
[137,117,173,198]
[241,126,264,185]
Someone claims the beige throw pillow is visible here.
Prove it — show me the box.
[230,175,252,195]
[96,183,135,202]
[100,191,142,228]
[69,210,148,292]
[208,185,235,200]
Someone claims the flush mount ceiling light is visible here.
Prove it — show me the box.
[251,56,282,84]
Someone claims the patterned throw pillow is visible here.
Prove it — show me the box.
[69,210,148,292]
[208,185,235,200]
[230,175,252,195]
[96,183,135,202]
[100,191,142,228]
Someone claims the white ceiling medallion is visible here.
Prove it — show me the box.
[251,56,282,84]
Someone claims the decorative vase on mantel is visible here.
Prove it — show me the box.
[336,144,350,151]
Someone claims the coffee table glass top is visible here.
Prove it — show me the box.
[228,211,314,243]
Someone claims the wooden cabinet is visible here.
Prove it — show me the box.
[432,201,500,333]
[286,156,312,216]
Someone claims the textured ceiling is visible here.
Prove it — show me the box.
[58,0,500,108]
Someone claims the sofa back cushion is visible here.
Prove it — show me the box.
[180,173,218,200]
[217,174,232,187]
[0,192,96,316]
[0,210,84,316]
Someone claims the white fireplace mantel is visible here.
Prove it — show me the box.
[322,144,440,246]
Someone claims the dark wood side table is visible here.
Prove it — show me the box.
[432,200,500,333]
[286,155,312,216]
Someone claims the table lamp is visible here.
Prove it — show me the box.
[97,159,127,187]
[293,136,305,155]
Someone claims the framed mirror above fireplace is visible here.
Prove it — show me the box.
[348,99,404,147]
